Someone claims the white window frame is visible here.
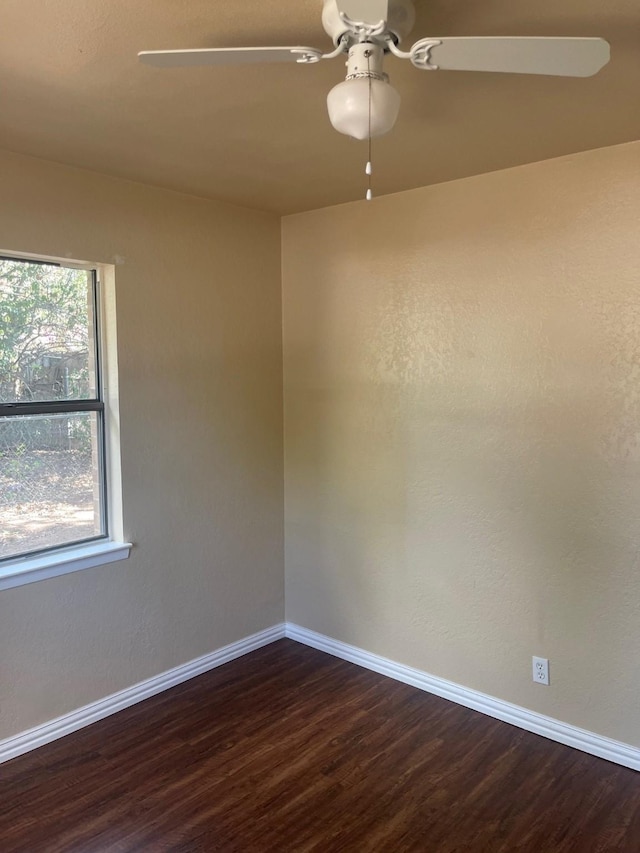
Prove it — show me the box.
[0,250,131,590]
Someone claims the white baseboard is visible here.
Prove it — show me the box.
[285,622,640,772]
[0,622,286,765]
[4,620,638,773]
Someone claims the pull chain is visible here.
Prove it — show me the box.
[366,49,373,201]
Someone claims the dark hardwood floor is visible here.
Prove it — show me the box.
[1,639,639,852]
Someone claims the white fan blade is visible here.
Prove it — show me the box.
[418,37,610,77]
[334,0,389,25]
[138,46,323,68]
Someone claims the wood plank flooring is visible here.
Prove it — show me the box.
[1,639,639,852]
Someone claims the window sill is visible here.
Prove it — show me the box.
[0,541,132,591]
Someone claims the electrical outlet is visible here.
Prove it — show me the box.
[532,656,550,685]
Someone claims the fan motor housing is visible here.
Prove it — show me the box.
[322,0,416,47]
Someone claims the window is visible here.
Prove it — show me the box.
[0,253,129,585]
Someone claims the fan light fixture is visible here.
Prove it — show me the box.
[138,0,611,202]
[327,43,401,140]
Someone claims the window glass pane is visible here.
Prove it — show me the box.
[0,259,96,403]
[0,412,104,559]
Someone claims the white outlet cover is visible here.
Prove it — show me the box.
[532,656,550,685]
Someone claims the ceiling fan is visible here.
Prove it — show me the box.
[139,0,610,197]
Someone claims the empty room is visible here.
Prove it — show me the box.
[1,1,639,850]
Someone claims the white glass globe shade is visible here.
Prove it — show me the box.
[327,77,401,140]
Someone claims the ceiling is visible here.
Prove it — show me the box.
[1,0,638,214]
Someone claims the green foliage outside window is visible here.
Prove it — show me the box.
[0,259,91,404]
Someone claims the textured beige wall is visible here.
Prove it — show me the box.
[0,149,284,739]
[282,141,640,746]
